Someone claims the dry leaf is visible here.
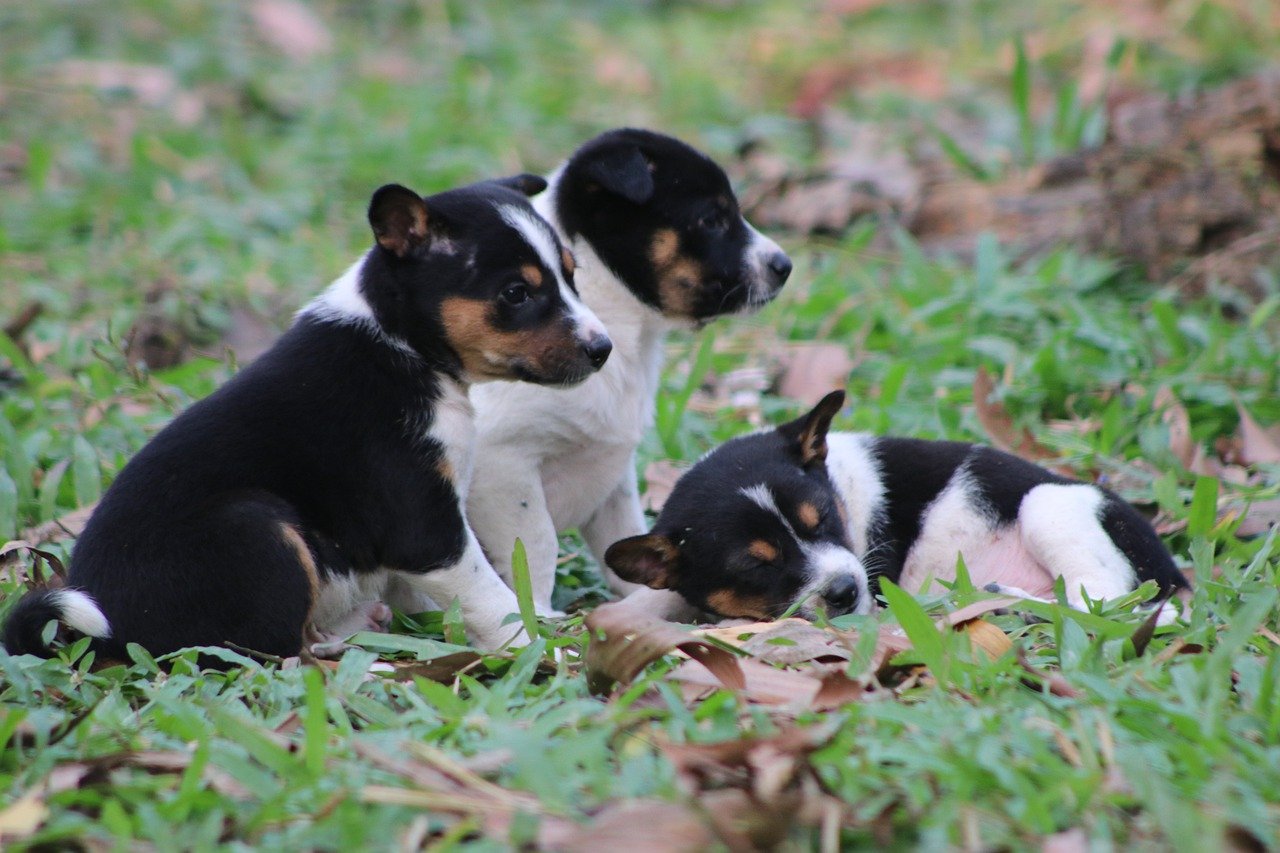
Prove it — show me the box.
[642,461,685,513]
[973,366,1057,462]
[1236,498,1280,537]
[1042,826,1089,853]
[584,603,745,695]
[545,800,713,853]
[250,0,333,60]
[697,618,851,665]
[962,619,1013,660]
[52,60,204,126]
[1016,650,1082,698]
[378,652,483,683]
[0,788,48,840]
[777,343,853,405]
[670,657,825,706]
[1155,386,1195,468]
[1236,403,1280,466]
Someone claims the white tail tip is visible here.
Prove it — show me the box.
[53,589,111,638]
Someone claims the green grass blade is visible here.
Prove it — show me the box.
[510,537,540,643]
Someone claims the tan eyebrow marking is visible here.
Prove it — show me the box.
[520,264,543,287]
[748,540,779,563]
[796,502,821,530]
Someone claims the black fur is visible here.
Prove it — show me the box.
[3,591,64,656]
[3,176,603,662]
[554,128,791,320]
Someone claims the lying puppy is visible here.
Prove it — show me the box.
[3,175,611,661]
[468,129,792,612]
[606,390,1188,621]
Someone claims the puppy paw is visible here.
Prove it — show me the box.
[307,600,394,658]
[469,622,532,653]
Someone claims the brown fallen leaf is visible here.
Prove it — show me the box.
[1236,403,1280,466]
[0,788,48,841]
[961,619,1013,661]
[777,343,853,405]
[696,618,851,665]
[250,0,333,60]
[1,539,68,587]
[1236,497,1280,537]
[20,502,96,546]
[544,800,715,853]
[584,603,745,695]
[670,657,825,706]
[378,651,483,683]
[1015,649,1082,699]
[972,366,1057,462]
[1155,386,1196,468]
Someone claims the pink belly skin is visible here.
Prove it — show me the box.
[959,527,1056,597]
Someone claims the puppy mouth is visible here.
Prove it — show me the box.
[510,360,598,387]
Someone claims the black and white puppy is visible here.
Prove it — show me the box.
[468,129,792,612]
[3,176,611,661]
[607,391,1188,622]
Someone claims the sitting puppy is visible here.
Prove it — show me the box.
[3,176,612,661]
[467,129,792,612]
[606,390,1188,621]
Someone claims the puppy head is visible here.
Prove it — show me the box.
[362,176,611,385]
[554,128,791,323]
[607,390,872,621]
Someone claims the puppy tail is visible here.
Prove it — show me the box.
[2,589,111,657]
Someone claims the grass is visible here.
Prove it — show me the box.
[2,0,1280,848]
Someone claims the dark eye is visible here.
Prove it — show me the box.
[501,283,530,305]
[696,213,727,234]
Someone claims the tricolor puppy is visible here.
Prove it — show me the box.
[468,129,792,612]
[606,391,1188,621]
[3,175,611,662]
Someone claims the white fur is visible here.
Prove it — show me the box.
[1017,483,1136,607]
[426,375,477,501]
[897,470,996,593]
[53,589,110,638]
[823,433,887,558]
[299,252,417,356]
[744,222,786,306]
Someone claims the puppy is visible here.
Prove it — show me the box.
[467,129,792,612]
[606,390,1188,622]
[3,175,611,661]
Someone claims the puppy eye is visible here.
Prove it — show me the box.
[501,283,530,305]
[697,213,728,232]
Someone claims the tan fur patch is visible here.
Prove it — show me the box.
[561,247,576,276]
[436,455,455,483]
[748,539,779,563]
[707,590,772,620]
[649,229,678,266]
[796,502,821,530]
[279,522,319,628]
[520,264,543,287]
[441,296,581,381]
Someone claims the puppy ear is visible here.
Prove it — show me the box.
[604,533,679,589]
[779,389,846,468]
[368,184,431,257]
[491,173,548,197]
[583,145,654,204]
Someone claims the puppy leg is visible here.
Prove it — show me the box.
[467,449,561,615]
[580,465,648,598]
[1018,484,1137,610]
[397,529,529,651]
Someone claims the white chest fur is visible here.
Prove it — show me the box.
[426,376,477,501]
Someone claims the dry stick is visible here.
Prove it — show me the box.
[3,301,43,342]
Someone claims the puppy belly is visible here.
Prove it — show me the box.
[543,446,633,530]
[899,526,1055,598]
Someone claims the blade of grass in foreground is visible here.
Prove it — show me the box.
[510,538,540,643]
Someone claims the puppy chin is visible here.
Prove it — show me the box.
[510,359,598,387]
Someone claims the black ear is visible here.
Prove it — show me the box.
[491,173,548,197]
[779,390,845,468]
[368,184,431,258]
[583,145,654,204]
[604,533,679,589]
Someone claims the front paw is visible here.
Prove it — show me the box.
[468,621,532,652]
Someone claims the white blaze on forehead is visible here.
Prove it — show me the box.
[497,203,608,342]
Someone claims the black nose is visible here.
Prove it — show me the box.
[581,334,612,369]
[822,575,858,613]
[767,252,792,284]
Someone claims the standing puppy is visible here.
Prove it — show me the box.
[468,129,792,612]
[3,176,611,661]
[607,391,1188,621]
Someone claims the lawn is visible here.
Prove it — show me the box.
[2,0,1279,849]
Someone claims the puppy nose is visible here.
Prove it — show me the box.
[822,575,858,613]
[767,252,792,284]
[581,334,612,369]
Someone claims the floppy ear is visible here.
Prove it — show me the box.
[583,145,654,204]
[490,173,548,197]
[369,184,431,258]
[604,533,679,589]
[778,389,845,468]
